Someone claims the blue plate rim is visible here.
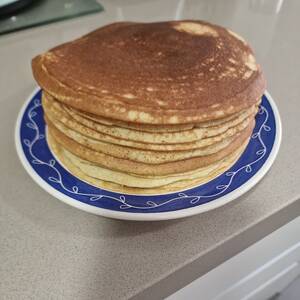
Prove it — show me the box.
[15,87,282,221]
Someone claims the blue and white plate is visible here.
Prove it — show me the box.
[15,88,281,221]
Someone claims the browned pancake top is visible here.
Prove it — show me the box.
[32,20,266,124]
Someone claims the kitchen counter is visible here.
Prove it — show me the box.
[1,0,300,299]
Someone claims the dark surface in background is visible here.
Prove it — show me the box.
[0,0,103,35]
[0,0,39,17]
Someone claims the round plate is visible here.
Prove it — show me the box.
[15,88,281,221]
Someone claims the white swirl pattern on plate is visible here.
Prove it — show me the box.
[22,99,269,210]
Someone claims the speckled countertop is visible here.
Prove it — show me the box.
[1,0,300,299]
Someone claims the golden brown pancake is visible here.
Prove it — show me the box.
[44,91,259,132]
[43,94,255,151]
[43,92,256,144]
[32,20,266,124]
[47,119,254,176]
[45,116,247,164]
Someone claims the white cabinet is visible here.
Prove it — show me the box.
[168,217,300,300]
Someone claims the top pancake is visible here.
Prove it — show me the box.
[32,20,266,124]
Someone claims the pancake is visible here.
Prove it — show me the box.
[45,116,250,164]
[47,119,254,176]
[43,92,256,144]
[32,20,266,124]
[43,94,255,151]
[45,91,259,132]
[48,132,249,194]
[72,103,257,131]
[65,101,256,144]
[44,104,254,151]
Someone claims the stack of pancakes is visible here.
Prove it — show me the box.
[32,21,266,194]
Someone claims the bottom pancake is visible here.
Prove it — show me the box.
[47,132,249,195]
